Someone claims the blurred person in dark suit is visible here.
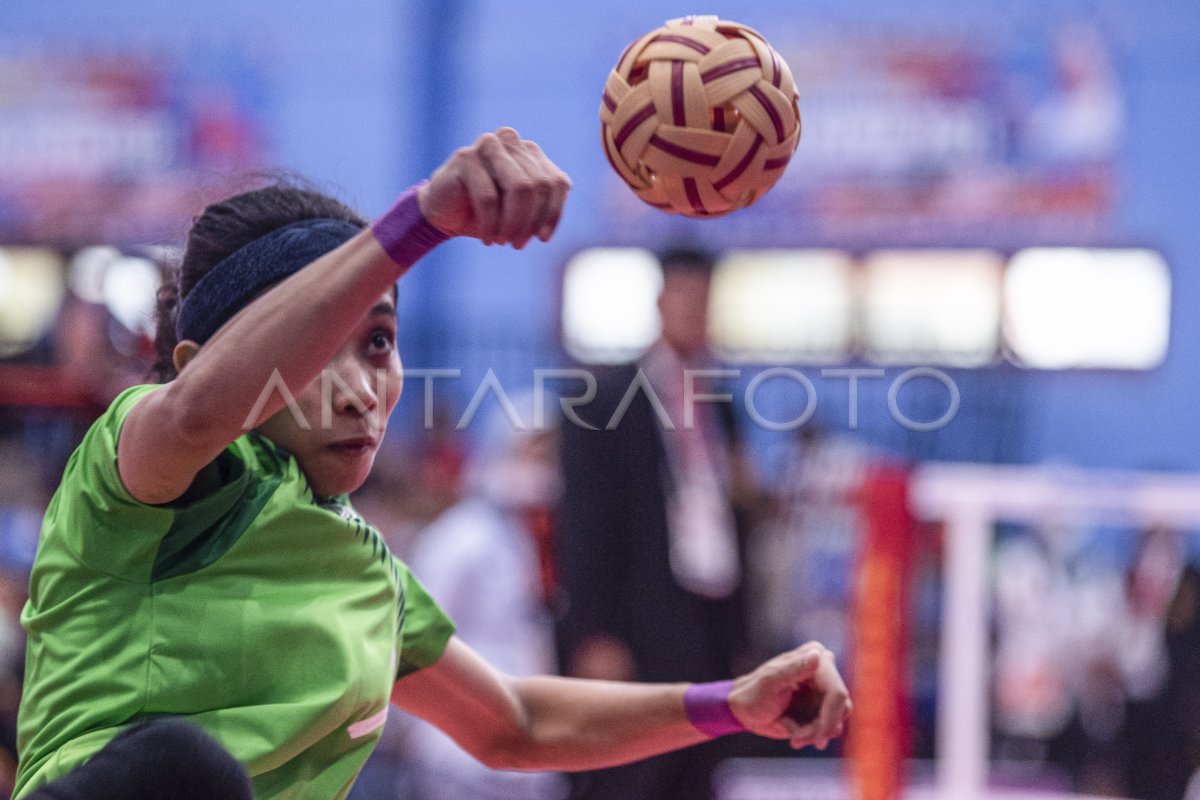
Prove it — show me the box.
[557,246,758,800]
[1121,526,1200,800]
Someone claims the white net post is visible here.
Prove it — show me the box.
[938,506,992,800]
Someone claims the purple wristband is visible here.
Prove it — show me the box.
[684,680,747,738]
[370,181,450,270]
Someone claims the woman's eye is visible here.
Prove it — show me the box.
[367,330,394,355]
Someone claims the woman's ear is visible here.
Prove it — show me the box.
[173,340,200,374]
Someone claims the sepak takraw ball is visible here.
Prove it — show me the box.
[600,16,801,218]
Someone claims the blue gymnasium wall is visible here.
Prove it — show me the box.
[432,0,1200,473]
[4,0,1200,472]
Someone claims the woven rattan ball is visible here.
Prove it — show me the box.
[600,16,801,218]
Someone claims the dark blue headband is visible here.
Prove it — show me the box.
[175,217,363,344]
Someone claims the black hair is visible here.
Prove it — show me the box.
[657,245,717,275]
[152,180,367,382]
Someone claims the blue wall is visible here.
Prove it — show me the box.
[439,0,1200,472]
[5,0,1200,471]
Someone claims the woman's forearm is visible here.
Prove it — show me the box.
[501,675,707,772]
[394,638,848,775]
[393,638,708,773]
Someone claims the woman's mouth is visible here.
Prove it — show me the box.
[329,437,378,457]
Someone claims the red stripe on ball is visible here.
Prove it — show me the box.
[614,103,656,150]
[749,84,785,142]
[684,177,707,215]
[671,62,685,126]
[714,135,763,191]
[650,134,721,166]
[701,57,760,83]
[651,34,710,54]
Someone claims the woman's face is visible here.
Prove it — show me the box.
[256,290,402,497]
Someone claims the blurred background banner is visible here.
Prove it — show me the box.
[604,20,1125,247]
[0,42,270,244]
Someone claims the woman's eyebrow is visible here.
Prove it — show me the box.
[369,301,397,318]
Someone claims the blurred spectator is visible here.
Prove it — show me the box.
[416,405,468,521]
[352,440,453,559]
[351,404,467,556]
[992,520,1132,790]
[556,246,757,800]
[991,521,1200,797]
[0,439,46,797]
[398,395,567,800]
[371,404,469,532]
[749,425,863,662]
[55,291,147,408]
[1122,526,1200,800]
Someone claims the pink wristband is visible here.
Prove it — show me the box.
[684,680,747,738]
[370,182,450,270]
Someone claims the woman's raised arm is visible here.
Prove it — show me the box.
[118,129,569,505]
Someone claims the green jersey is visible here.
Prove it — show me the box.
[14,384,455,799]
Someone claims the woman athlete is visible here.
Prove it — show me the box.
[13,128,850,799]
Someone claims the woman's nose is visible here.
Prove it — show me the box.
[327,362,379,417]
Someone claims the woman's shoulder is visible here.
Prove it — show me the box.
[66,384,291,511]
[97,383,162,429]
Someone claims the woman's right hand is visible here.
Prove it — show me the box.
[418,127,571,249]
[728,641,852,751]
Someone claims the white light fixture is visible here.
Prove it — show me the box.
[0,247,66,358]
[68,246,121,304]
[102,256,161,336]
[862,249,1003,366]
[709,249,853,364]
[1004,248,1170,369]
[562,247,662,363]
